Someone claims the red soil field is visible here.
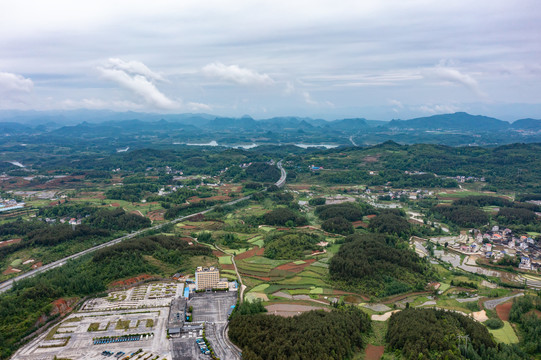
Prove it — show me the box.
[221,264,235,271]
[0,238,21,248]
[109,274,154,288]
[2,266,21,275]
[213,250,226,257]
[275,259,316,273]
[352,220,368,228]
[147,210,165,221]
[110,203,120,207]
[32,262,43,269]
[51,298,77,316]
[241,273,271,281]
[496,302,512,321]
[365,345,385,360]
[235,246,263,260]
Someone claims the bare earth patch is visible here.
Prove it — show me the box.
[265,303,328,317]
[496,302,512,321]
[365,344,385,360]
[372,310,400,321]
[471,310,489,322]
[275,259,316,273]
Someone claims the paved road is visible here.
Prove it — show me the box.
[275,160,287,187]
[484,293,524,310]
[0,161,287,295]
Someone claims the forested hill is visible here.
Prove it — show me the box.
[0,110,540,148]
[387,112,509,130]
[329,234,432,297]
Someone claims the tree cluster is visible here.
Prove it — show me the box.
[229,306,371,360]
[264,232,322,259]
[329,234,430,296]
[262,207,308,227]
[386,308,506,360]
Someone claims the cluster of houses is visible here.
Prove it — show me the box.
[40,216,83,225]
[448,175,485,183]
[454,226,540,271]
[375,189,434,201]
[0,198,25,213]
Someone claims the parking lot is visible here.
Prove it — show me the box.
[171,291,239,360]
[12,282,181,360]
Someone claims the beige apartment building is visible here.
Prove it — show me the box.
[195,266,228,290]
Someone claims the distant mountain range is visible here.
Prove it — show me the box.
[0,110,540,148]
[0,110,539,132]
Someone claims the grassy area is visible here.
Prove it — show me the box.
[87,323,100,332]
[438,283,451,292]
[250,284,270,292]
[115,320,130,330]
[488,321,519,344]
[146,319,154,328]
[247,236,265,247]
[218,256,232,265]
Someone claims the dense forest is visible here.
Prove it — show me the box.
[261,207,308,227]
[387,308,528,360]
[329,234,431,296]
[229,306,371,360]
[509,296,541,355]
[263,232,323,259]
[429,195,541,231]
[295,142,541,192]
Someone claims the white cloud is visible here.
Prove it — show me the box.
[107,58,166,82]
[98,59,179,110]
[389,99,403,108]
[303,91,318,105]
[0,72,33,93]
[284,81,295,95]
[425,64,487,97]
[202,63,274,86]
[60,98,145,110]
[418,104,460,114]
[187,102,212,112]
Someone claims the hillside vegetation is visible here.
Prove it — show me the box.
[329,234,431,296]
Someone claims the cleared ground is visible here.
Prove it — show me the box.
[13,282,182,360]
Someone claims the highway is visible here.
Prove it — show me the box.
[0,161,287,294]
[275,160,287,187]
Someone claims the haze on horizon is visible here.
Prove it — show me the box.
[0,0,540,121]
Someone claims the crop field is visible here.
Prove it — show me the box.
[218,256,232,265]
[489,321,519,344]
[247,235,265,247]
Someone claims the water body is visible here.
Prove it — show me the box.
[7,161,25,168]
[294,144,339,149]
[184,141,339,149]
[186,141,219,146]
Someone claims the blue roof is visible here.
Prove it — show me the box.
[184,288,190,297]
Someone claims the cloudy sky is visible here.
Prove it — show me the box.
[0,0,540,120]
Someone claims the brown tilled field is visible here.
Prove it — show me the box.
[275,259,316,273]
[235,246,263,260]
[496,302,512,321]
[365,345,384,360]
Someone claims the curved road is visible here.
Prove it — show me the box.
[0,161,287,295]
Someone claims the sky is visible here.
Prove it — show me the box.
[0,0,540,121]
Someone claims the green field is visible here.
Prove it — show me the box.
[489,321,519,344]
[247,235,265,247]
[10,259,22,267]
[218,256,232,265]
